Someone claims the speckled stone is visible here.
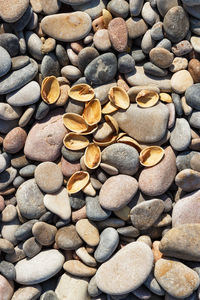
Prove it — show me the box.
[3,127,27,154]
[108,18,128,52]
[0,0,29,23]
[149,47,174,69]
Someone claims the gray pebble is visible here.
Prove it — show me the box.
[141,29,156,54]
[70,191,85,210]
[151,22,164,41]
[65,98,84,114]
[176,151,197,172]
[35,101,50,120]
[25,31,43,61]
[0,33,20,57]
[61,146,84,163]
[156,38,172,51]
[107,0,129,18]
[170,118,191,151]
[40,291,59,300]
[12,6,33,31]
[144,62,168,77]
[23,237,42,258]
[86,195,111,221]
[117,226,140,238]
[188,110,200,129]
[19,104,36,127]
[141,2,160,26]
[172,93,183,116]
[72,0,106,19]
[131,47,146,62]
[144,272,165,296]
[19,164,36,177]
[0,261,16,280]
[55,44,69,67]
[13,176,25,188]
[132,285,152,299]
[94,80,116,105]
[61,65,81,82]
[11,55,30,71]
[96,218,125,230]
[78,47,99,72]
[118,53,135,73]
[129,0,144,16]
[15,219,38,241]
[0,46,12,77]
[157,0,179,17]
[185,83,200,110]
[41,52,60,78]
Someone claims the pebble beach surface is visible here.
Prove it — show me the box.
[1,0,200,300]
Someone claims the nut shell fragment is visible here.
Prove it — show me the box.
[159,93,172,103]
[118,136,142,153]
[108,86,130,110]
[139,146,165,167]
[136,90,159,108]
[84,143,101,169]
[102,9,112,28]
[63,113,88,133]
[68,84,95,102]
[81,124,98,135]
[82,99,102,126]
[41,76,60,104]
[67,171,90,194]
[105,115,119,134]
[63,132,89,150]
[102,101,118,114]
[93,134,117,147]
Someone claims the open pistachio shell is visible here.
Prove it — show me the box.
[68,84,95,102]
[117,136,142,153]
[84,143,101,169]
[93,134,117,147]
[102,101,118,114]
[63,113,88,133]
[160,93,172,103]
[102,9,112,28]
[67,171,90,194]
[108,86,130,110]
[116,132,127,140]
[41,76,60,104]
[63,133,89,150]
[139,146,165,167]
[81,124,98,135]
[136,90,159,108]
[82,99,101,126]
[105,115,119,134]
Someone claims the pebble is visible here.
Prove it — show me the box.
[72,0,105,20]
[32,221,57,246]
[19,165,36,177]
[23,237,42,258]
[76,219,100,247]
[1,218,20,246]
[94,228,119,263]
[191,36,200,53]
[15,219,37,241]
[70,192,85,210]
[188,59,200,83]
[0,34,19,57]
[144,62,168,77]
[16,178,46,219]
[150,22,164,41]
[11,153,28,169]
[170,118,191,151]
[5,243,26,263]
[41,12,92,42]
[0,275,14,300]
[3,127,27,154]
[41,52,60,78]
[156,38,172,51]
[0,238,14,254]
[93,30,111,52]
[0,0,29,23]
[139,146,177,196]
[185,83,200,109]
[131,47,146,62]
[108,18,128,52]
[107,0,129,18]
[61,65,81,82]
[141,2,160,26]
[11,285,42,300]
[15,249,64,285]
[175,168,200,192]
[34,162,63,193]
[0,46,11,78]
[1,204,17,222]
[41,0,61,14]
[172,40,193,56]
[190,153,200,171]
[63,260,96,277]
[156,0,179,17]
[25,31,43,61]
[0,261,16,280]
[141,30,156,54]
[129,0,144,16]
[118,53,135,74]
[55,225,83,250]
[155,258,200,298]
[99,175,138,211]
[126,17,148,39]
[144,272,165,296]
[95,242,153,295]
[86,195,111,221]
[171,70,193,94]
[40,291,58,300]
[149,47,174,69]
[169,57,188,73]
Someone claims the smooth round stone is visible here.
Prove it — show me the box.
[15,249,64,285]
[1,204,17,222]
[1,218,20,246]
[108,18,128,52]
[0,0,29,22]
[190,153,200,171]
[94,228,119,263]
[191,36,200,53]
[34,162,63,193]
[150,22,164,41]
[118,53,135,74]
[24,109,67,162]
[41,52,60,78]
[185,83,200,109]
[130,199,165,230]
[41,0,61,14]
[0,261,15,280]
[19,165,36,177]
[175,168,200,192]
[141,2,160,26]
[63,260,96,277]
[15,219,37,241]
[0,167,17,191]
[84,53,117,85]
[78,47,99,72]
[0,59,38,95]
[61,146,84,163]
[12,6,33,31]
[155,259,200,298]
[101,144,139,176]
[0,155,7,173]
[126,17,148,40]
[144,272,165,296]
[0,103,22,121]
[170,118,191,151]
[96,242,153,295]
[16,178,46,219]
[3,127,27,154]
[25,31,43,61]
[188,59,200,83]
[44,187,71,221]
[11,285,42,300]
[55,225,83,250]
[107,0,129,18]
[131,48,146,62]
[149,47,174,69]
[141,30,156,54]
[144,62,168,77]
[76,219,100,247]
[23,237,42,258]
[172,40,193,56]
[156,38,172,51]
[32,222,57,246]
[71,0,105,19]
[55,44,69,67]
[0,238,14,254]
[176,150,197,171]
[163,6,189,43]
[139,146,176,196]
[113,102,169,143]
[171,70,193,94]
[189,110,200,129]
[156,0,178,16]
[129,0,144,16]
[0,47,11,78]
[0,275,14,300]
[86,195,111,221]
[11,56,30,71]
[41,12,92,42]
[0,34,20,57]
[70,192,85,210]
[99,175,138,211]
[169,57,188,73]
[76,247,97,267]
[61,65,81,82]
[93,29,111,52]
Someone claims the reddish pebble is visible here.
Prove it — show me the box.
[72,206,87,223]
[108,17,128,52]
[61,156,81,177]
[3,127,27,154]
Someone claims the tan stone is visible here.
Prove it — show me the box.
[76,219,100,247]
[63,260,96,277]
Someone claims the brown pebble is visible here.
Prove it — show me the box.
[188,59,200,83]
[61,156,81,177]
[92,16,105,32]
[3,127,27,154]
[108,17,128,52]
[149,47,174,69]
[0,195,5,212]
[152,241,163,262]
[70,42,83,53]
[72,206,87,223]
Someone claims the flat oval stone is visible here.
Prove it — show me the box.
[24,109,67,162]
[99,175,138,211]
[149,47,174,69]
[63,260,96,277]
[0,275,14,300]
[11,56,30,71]
[0,103,22,121]
[84,53,117,84]
[86,195,111,221]
[175,168,200,192]
[170,118,191,151]
[0,0,29,23]
[55,225,83,250]
[0,47,11,78]
[101,143,139,176]
[95,242,153,295]
[76,219,99,247]
[94,227,119,263]
[32,222,57,246]
[0,34,20,57]
[3,127,27,154]
[41,12,92,42]
[0,59,38,95]
[139,146,177,196]
[185,83,200,109]
[155,258,200,298]
[171,70,193,94]
[144,62,168,77]
[25,31,43,61]
[108,18,128,52]
[15,249,64,285]
[15,219,37,241]
[16,178,46,219]
[163,6,189,43]
[11,285,42,300]
[113,102,169,143]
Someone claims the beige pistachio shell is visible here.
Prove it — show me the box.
[139,146,165,167]
[41,76,60,104]
[105,115,119,134]
[102,9,112,28]
[82,99,102,126]
[63,113,88,133]
[93,134,117,147]
[68,84,95,102]
[116,132,127,140]
[63,132,89,150]
[160,93,172,103]
[117,136,142,153]
[80,124,98,135]
[136,90,159,108]
[108,86,130,110]
[84,143,101,169]
[67,171,90,194]
[102,101,118,114]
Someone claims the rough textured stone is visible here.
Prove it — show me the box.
[108,18,128,52]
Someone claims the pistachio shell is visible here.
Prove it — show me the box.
[67,171,90,194]
[102,9,112,28]
[117,136,142,153]
[63,113,88,133]
[139,146,165,167]
[82,99,101,126]
[159,93,172,103]
[136,90,159,108]
[105,115,119,134]
[81,124,98,135]
[116,132,127,140]
[68,84,95,102]
[102,101,118,114]
[93,134,117,147]
[84,143,101,169]
[63,132,89,150]
[41,76,60,104]
[108,86,130,109]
